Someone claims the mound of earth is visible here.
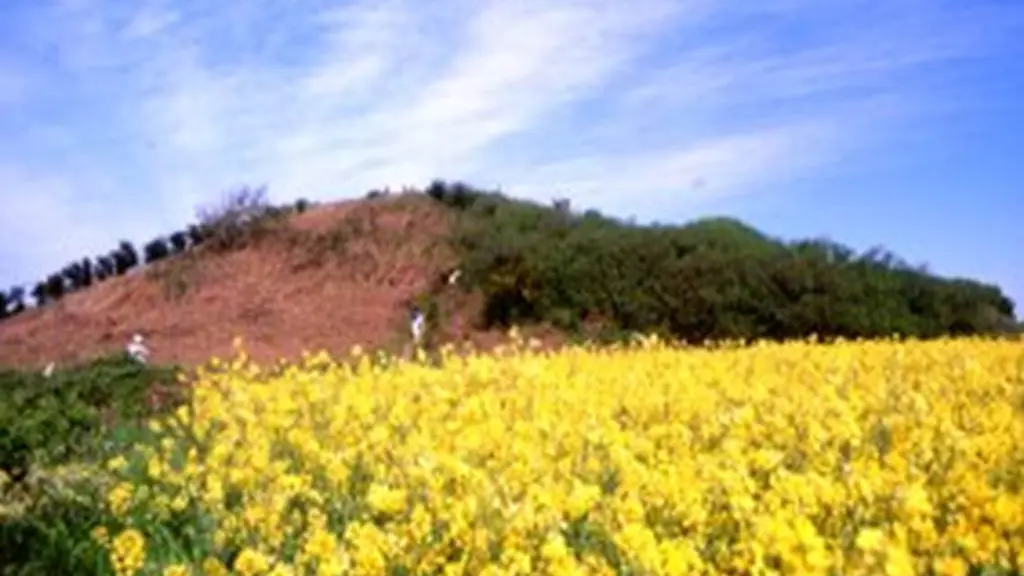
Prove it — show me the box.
[0,194,545,369]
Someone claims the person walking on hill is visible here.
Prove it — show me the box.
[410,306,425,347]
[126,333,151,364]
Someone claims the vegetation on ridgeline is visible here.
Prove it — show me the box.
[2,180,1017,343]
[0,185,313,322]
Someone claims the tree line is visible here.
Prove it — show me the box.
[423,180,1020,342]
[0,186,311,322]
[0,228,206,320]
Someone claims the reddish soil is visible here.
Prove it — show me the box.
[0,194,556,369]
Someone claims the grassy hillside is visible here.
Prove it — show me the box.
[421,180,1018,343]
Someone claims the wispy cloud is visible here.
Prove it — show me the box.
[0,58,29,106]
[0,0,1021,288]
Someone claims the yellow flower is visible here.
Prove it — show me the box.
[91,525,110,547]
[147,455,164,478]
[855,527,886,552]
[201,557,229,576]
[301,527,339,561]
[565,480,601,518]
[106,482,134,516]
[884,546,916,576]
[932,556,969,576]
[106,455,129,472]
[162,564,191,576]
[109,528,146,576]
[899,483,933,517]
[267,564,296,576]
[365,483,407,516]
[540,531,571,562]
[234,548,271,576]
[170,493,189,512]
[93,338,1024,575]
[659,539,703,574]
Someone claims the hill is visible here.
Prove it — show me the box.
[0,181,1018,369]
[0,192,507,368]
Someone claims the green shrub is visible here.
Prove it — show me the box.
[422,182,1017,343]
[0,476,110,575]
[0,355,183,489]
[194,185,290,253]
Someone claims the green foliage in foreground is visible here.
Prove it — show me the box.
[1,473,110,575]
[423,180,1018,343]
[0,356,184,574]
[0,355,182,488]
[0,425,172,575]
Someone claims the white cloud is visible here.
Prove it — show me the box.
[121,6,178,40]
[502,117,849,215]
[0,70,27,106]
[0,168,99,278]
[0,165,169,283]
[0,0,1021,287]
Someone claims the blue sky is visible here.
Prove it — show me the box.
[1,0,1022,312]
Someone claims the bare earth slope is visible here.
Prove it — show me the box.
[0,194,475,368]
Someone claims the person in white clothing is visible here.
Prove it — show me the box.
[410,306,425,346]
[447,268,461,286]
[126,333,151,364]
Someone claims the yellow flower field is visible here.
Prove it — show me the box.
[97,335,1024,575]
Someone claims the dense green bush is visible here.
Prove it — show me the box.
[0,355,183,488]
[0,475,110,575]
[168,231,189,253]
[143,238,172,264]
[0,356,184,575]
[424,181,1018,343]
